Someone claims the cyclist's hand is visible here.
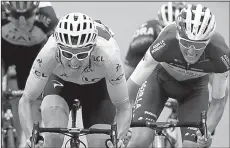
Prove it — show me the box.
[106,139,125,148]
[166,118,178,132]
[123,129,132,146]
[25,135,44,148]
[196,130,212,148]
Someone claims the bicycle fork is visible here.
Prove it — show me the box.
[70,99,81,148]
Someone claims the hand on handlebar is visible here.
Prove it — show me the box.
[106,139,125,148]
[196,130,212,148]
[25,135,44,148]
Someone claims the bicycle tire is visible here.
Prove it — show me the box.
[6,128,16,148]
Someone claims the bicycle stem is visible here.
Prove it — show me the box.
[31,121,40,148]
[200,111,208,141]
[111,122,118,148]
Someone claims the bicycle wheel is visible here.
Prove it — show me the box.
[5,128,16,148]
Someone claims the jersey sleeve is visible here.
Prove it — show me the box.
[208,33,230,99]
[105,49,129,104]
[208,32,230,73]
[23,37,57,100]
[148,24,173,62]
[125,20,160,68]
[211,71,229,99]
[36,2,59,37]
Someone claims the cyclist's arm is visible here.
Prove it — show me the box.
[105,50,132,140]
[124,64,135,80]
[128,49,159,105]
[207,71,229,133]
[18,38,56,139]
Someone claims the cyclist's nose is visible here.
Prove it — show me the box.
[187,47,195,56]
[70,57,80,65]
[18,16,27,26]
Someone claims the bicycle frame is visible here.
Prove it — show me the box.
[70,99,81,148]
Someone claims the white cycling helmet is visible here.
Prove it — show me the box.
[157,2,186,27]
[54,12,98,48]
[176,4,216,41]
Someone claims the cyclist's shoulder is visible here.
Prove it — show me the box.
[93,37,120,68]
[35,2,59,34]
[149,23,178,60]
[208,32,229,54]
[37,36,59,65]
[206,32,230,72]
[95,20,114,40]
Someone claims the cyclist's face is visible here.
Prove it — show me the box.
[178,37,209,64]
[58,45,94,69]
[10,12,36,32]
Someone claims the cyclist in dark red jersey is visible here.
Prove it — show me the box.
[124,2,186,147]
[127,4,229,148]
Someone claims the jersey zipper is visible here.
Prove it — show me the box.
[186,63,190,70]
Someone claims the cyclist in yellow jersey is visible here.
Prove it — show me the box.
[127,4,229,148]
[18,12,132,148]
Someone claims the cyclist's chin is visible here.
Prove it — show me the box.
[181,49,204,64]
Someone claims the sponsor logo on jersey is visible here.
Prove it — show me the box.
[36,58,42,67]
[144,111,157,119]
[133,26,154,39]
[133,81,147,111]
[82,76,101,83]
[116,64,121,72]
[4,28,37,43]
[187,127,198,131]
[37,14,51,27]
[83,64,94,73]
[52,80,64,88]
[220,55,230,70]
[60,73,68,77]
[151,40,166,53]
[93,56,104,67]
[33,69,48,78]
[109,73,124,85]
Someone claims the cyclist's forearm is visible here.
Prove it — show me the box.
[207,96,227,133]
[114,100,132,140]
[18,96,34,139]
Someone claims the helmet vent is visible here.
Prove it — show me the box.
[80,34,86,44]
[77,24,80,31]
[64,22,67,30]
[70,23,73,31]
[64,33,69,44]
[83,22,87,30]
